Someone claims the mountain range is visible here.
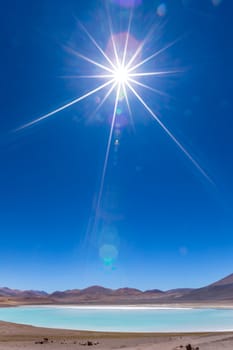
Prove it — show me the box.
[1,273,233,306]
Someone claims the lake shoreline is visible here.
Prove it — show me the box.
[2,304,233,348]
[2,302,233,309]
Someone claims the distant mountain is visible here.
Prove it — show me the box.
[209,273,233,287]
[50,286,145,303]
[1,273,233,305]
[0,287,21,297]
[174,273,233,302]
[114,288,142,296]
[80,286,112,295]
[50,289,81,298]
[0,287,48,298]
[144,288,165,294]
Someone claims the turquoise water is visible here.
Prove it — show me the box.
[1,306,233,332]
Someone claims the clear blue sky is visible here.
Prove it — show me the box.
[0,0,233,292]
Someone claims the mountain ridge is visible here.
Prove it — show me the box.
[1,273,233,305]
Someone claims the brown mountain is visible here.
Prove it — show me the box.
[174,273,233,303]
[209,273,233,287]
[144,289,164,294]
[114,288,142,296]
[80,286,112,296]
[0,287,48,298]
[50,286,145,304]
[1,273,233,305]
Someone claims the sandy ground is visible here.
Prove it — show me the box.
[1,321,233,350]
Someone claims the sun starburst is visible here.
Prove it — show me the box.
[114,65,129,84]
[15,12,212,221]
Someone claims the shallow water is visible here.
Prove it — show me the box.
[1,306,233,332]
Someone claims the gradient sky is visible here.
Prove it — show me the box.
[0,0,233,292]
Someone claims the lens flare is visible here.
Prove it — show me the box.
[111,0,142,8]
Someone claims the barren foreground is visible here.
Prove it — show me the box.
[0,321,233,350]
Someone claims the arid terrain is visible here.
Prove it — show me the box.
[1,321,233,350]
[1,273,233,306]
[1,273,233,349]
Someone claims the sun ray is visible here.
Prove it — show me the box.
[15,79,115,131]
[110,32,120,67]
[93,85,121,230]
[122,83,135,131]
[129,70,181,78]
[81,84,119,248]
[126,81,213,183]
[122,83,131,115]
[122,9,134,67]
[126,19,171,70]
[77,20,116,71]
[87,81,118,124]
[106,4,120,67]
[65,47,114,73]
[125,24,158,71]
[61,74,114,79]
[129,77,169,97]
[128,36,184,73]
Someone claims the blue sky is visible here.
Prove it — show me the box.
[0,0,233,292]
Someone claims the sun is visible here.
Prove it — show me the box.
[113,65,129,85]
[14,13,212,239]
[15,16,210,185]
